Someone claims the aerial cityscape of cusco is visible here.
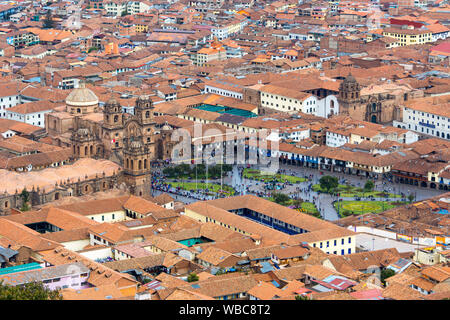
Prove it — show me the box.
[0,0,448,304]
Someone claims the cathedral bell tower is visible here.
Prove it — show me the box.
[122,122,152,196]
[135,95,155,126]
[71,128,97,158]
[102,98,124,155]
[338,74,361,117]
[134,95,156,156]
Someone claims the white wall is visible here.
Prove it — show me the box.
[348,225,436,246]
[204,85,243,99]
[79,247,113,261]
[316,95,339,118]
[61,239,91,252]
[0,95,21,118]
[86,210,126,223]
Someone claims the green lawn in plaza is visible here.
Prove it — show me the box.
[299,202,319,215]
[168,181,236,196]
[312,184,401,198]
[334,200,406,216]
[243,169,307,184]
[265,197,321,218]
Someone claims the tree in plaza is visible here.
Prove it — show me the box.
[42,10,55,29]
[195,164,206,176]
[292,198,303,209]
[363,180,375,194]
[295,295,312,300]
[407,193,415,203]
[163,167,175,177]
[319,175,339,193]
[272,192,291,205]
[222,164,232,172]
[0,281,62,300]
[20,188,30,211]
[207,165,221,179]
[380,269,396,286]
[187,273,199,283]
[179,163,191,176]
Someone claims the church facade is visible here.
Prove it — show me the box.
[337,74,422,124]
[45,85,175,197]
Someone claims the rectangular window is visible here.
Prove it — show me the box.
[348,237,351,244]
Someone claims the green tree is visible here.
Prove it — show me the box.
[187,273,199,283]
[163,167,175,177]
[20,188,30,211]
[42,10,55,29]
[194,164,206,177]
[0,281,62,300]
[319,176,339,193]
[363,180,375,194]
[407,194,415,203]
[292,198,303,209]
[272,192,291,205]
[380,268,396,286]
[295,294,311,300]
[215,268,226,276]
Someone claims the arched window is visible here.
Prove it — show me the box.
[145,111,150,118]
[114,115,118,122]
[90,145,93,155]
[84,146,88,156]
[55,193,60,200]
[4,201,8,208]
[144,159,147,169]
[138,160,142,170]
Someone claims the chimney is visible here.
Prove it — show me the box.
[250,234,261,245]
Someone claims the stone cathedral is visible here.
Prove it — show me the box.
[46,84,175,196]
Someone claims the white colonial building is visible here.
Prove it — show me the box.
[394,101,450,141]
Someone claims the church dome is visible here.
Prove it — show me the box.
[66,84,99,107]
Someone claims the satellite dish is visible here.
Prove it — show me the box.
[27,164,33,171]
